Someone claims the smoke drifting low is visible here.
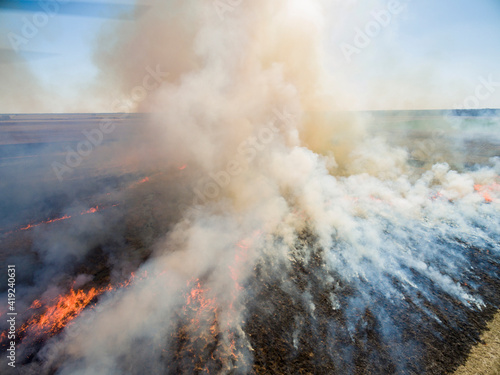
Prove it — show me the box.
[2,1,499,374]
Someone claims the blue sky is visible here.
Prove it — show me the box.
[402,0,500,72]
[0,1,139,111]
[1,0,499,112]
[327,0,500,109]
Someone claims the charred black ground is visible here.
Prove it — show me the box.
[1,111,499,374]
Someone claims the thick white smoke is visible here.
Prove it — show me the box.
[16,1,499,374]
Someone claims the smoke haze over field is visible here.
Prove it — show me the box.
[0,1,500,374]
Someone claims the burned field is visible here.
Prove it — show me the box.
[0,112,499,374]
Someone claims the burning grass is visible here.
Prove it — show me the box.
[19,287,105,340]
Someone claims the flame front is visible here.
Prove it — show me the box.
[16,205,111,233]
[19,288,104,340]
[11,271,148,346]
[165,232,261,373]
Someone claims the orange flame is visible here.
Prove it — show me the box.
[30,299,42,309]
[20,215,71,231]
[12,270,146,346]
[81,206,98,215]
[129,176,151,188]
[474,183,499,203]
[19,288,103,339]
[15,205,118,233]
[186,279,217,314]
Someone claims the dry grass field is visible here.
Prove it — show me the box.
[1,112,498,374]
[454,312,500,375]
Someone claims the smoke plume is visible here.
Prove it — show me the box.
[2,1,499,374]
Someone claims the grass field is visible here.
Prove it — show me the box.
[455,311,500,375]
